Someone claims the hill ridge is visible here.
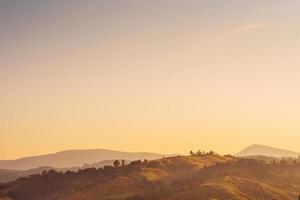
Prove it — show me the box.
[0,149,166,170]
[236,144,300,158]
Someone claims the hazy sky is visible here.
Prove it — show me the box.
[1,0,300,159]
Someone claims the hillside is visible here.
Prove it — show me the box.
[0,149,165,170]
[0,160,131,183]
[236,144,300,158]
[1,153,300,200]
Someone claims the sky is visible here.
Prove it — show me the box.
[1,0,300,160]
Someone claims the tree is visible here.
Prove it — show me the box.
[113,160,120,168]
[189,150,194,156]
[196,150,203,156]
[121,160,125,166]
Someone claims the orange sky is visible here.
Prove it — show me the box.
[1,1,300,159]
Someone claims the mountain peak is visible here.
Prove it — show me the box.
[236,144,300,158]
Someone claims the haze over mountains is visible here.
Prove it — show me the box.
[236,144,300,158]
[0,149,165,170]
[1,145,300,199]
[1,144,299,171]
[0,160,133,184]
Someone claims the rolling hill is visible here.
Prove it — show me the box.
[1,152,300,200]
[0,160,131,183]
[236,144,300,158]
[0,149,165,170]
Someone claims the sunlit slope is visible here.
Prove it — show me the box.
[163,176,297,200]
[163,158,300,200]
[57,155,231,200]
[1,154,300,200]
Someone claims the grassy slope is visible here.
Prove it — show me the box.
[1,154,300,200]
[51,155,235,200]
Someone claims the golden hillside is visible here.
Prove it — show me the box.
[1,153,300,200]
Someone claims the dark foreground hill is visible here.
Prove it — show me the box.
[0,149,165,170]
[1,152,300,200]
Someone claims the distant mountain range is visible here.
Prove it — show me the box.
[1,144,299,171]
[1,144,299,184]
[0,149,166,170]
[236,144,300,158]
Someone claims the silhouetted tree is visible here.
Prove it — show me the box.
[129,160,142,166]
[189,150,194,156]
[113,160,120,167]
[121,160,125,166]
[147,161,160,168]
[196,150,203,156]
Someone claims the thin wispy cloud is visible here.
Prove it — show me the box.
[233,22,265,33]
